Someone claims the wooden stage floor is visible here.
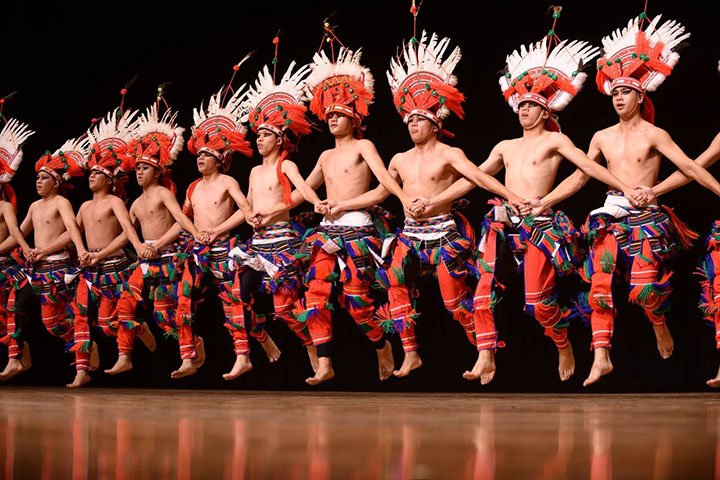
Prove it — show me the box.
[0,389,717,479]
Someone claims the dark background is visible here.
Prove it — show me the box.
[3,0,720,392]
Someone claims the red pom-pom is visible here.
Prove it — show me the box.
[410,5,417,14]
[233,65,240,71]
[272,36,280,45]
[91,118,98,123]
[0,99,4,105]
[120,88,128,95]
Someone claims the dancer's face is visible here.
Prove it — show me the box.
[407,114,437,144]
[612,87,643,117]
[135,162,159,187]
[35,171,57,197]
[196,151,220,175]
[327,112,354,137]
[518,101,547,129]
[256,129,281,157]
[88,169,111,193]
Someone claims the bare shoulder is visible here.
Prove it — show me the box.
[547,130,574,146]
[441,144,466,161]
[646,123,669,141]
[280,159,299,172]
[55,195,73,209]
[356,138,377,151]
[219,173,240,189]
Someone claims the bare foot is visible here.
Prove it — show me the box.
[707,365,720,388]
[583,348,614,387]
[558,345,575,382]
[104,354,133,375]
[193,337,205,368]
[306,357,335,385]
[138,323,157,352]
[653,323,674,359]
[260,336,281,363]
[89,342,100,372]
[393,351,422,378]
[171,358,198,379]
[306,345,319,373]
[377,341,395,381]
[223,354,253,380]
[67,369,91,388]
[463,349,496,384]
[0,359,27,381]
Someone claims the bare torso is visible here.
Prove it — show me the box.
[0,203,10,248]
[322,140,372,202]
[249,162,290,225]
[596,123,661,188]
[501,134,564,200]
[188,174,236,236]
[80,196,123,255]
[393,143,462,219]
[131,186,176,241]
[31,196,70,250]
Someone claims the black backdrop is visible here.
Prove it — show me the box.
[3,0,720,392]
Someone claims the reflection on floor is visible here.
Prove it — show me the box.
[0,389,717,479]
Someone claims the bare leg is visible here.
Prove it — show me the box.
[306,345,319,373]
[558,345,575,382]
[20,342,31,371]
[260,335,281,363]
[67,370,92,388]
[171,358,198,379]
[653,323,674,359]
[104,353,133,375]
[463,350,496,385]
[707,363,720,388]
[306,356,335,385]
[223,354,253,380]
[138,323,157,352]
[377,340,395,381]
[193,336,205,368]
[583,347,614,387]
[393,350,422,378]
[89,342,99,372]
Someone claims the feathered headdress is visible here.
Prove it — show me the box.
[86,108,138,178]
[499,8,599,131]
[0,119,34,208]
[305,47,374,122]
[187,86,253,169]
[128,103,185,171]
[596,14,690,123]
[387,31,464,135]
[35,136,88,184]
[85,108,138,198]
[240,61,312,139]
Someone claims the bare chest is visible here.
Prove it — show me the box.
[323,152,367,181]
[398,157,449,184]
[192,183,229,210]
[135,197,168,222]
[33,204,61,227]
[602,136,657,167]
[85,201,116,226]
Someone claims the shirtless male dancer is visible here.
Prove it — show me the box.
[540,14,720,386]
[381,32,528,378]
[185,86,282,380]
[107,105,207,379]
[417,31,646,384]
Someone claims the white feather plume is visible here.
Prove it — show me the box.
[239,62,311,121]
[192,85,249,129]
[0,118,35,175]
[134,104,185,161]
[305,47,375,100]
[387,31,462,94]
[87,108,139,148]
